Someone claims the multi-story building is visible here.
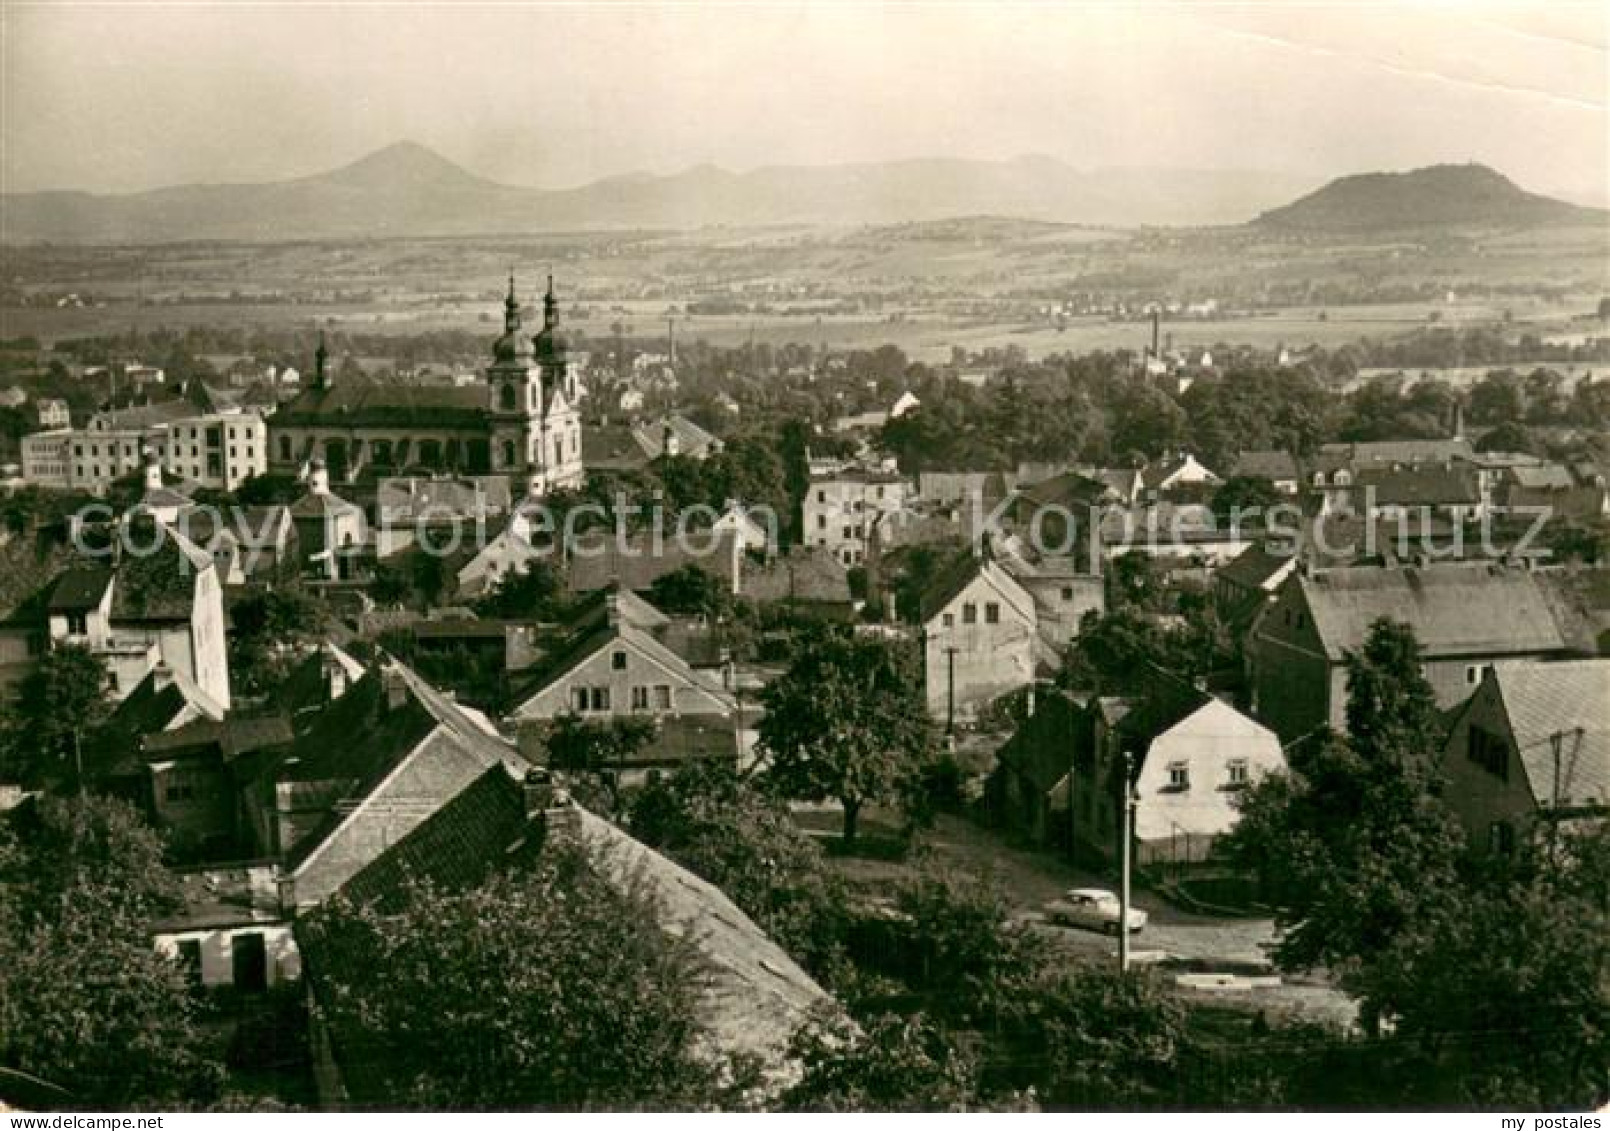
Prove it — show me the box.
[163,412,268,491]
[268,278,583,491]
[20,429,73,489]
[803,466,908,566]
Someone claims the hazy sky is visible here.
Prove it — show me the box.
[3,2,1606,205]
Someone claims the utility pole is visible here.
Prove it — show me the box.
[1119,749,1135,974]
[944,647,957,735]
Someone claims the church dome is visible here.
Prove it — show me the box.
[492,275,534,365]
[533,275,568,361]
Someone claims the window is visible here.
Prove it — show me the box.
[500,382,518,411]
[1061,586,1074,601]
[1466,665,1483,685]
[631,686,649,711]
[962,603,977,625]
[1226,759,1249,787]
[278,435,292,461]
[611,650,627,671]
[654,685,672,710]
[942,613,954,628]
[589,687,611,711]
[1167,762,1190,790]
[1468,725,1508,780]
[817,490,826,503]
[817,515,826,530]
[164,781,196,803]
[985,602,1000,624]
[65,612,88,636]
[841,525,852,539]
[571,687,589,712]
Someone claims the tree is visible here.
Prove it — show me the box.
[538,714,655,811]
[0,795,224,1107]
[1222,619,1464,1000]
[1357,826,1610,1108]
[781,1011,989,1112]
[628,761,847,972]
[304,846,734,1109]
[1210,476,1282,525]
[367,561,412,607]
[647,563,730,618]
[1468,370,1525,426]
[3,643,110,789]
[473,560,564,620]
[228,586,326,696]
[758,630,934,845]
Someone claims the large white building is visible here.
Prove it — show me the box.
[803,467,909,566]
[163,412,268,491]
[20,429,73,489]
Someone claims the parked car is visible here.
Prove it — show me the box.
[1043,887,1148,935]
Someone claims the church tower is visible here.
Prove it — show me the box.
[486,273,543,474]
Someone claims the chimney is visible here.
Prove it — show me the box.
[381,666,410,711]
[604,590,621,627]
[151,663,174,692]
[309,458,331,496]
[523,767,580,847]
[323,646,349,701]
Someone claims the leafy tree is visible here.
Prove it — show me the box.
[539,714,655,812]
[758,630,934,845]
[646,563,730,618]
[628,761,848,972]
[2,643,110,789]
[1223,619,1464,1005]
[473,559,565,620]
[1056,606,1223,694]
[1210,476,1282,525]
[0,795,224,1106]
[1468,370,1525,425]
[781,1011,990,1112]
[367,561,412,607]
[233,473,304,506]
[304,846,734,1109]
[1474,421,1537,454]
[228,586,326,696]
[1358,826,1610,1108]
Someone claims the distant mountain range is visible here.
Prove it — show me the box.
[1,143,1599,243]
[1253,163,1602,232]
[0,141,1316,242]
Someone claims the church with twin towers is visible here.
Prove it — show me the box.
[267,275,585,493]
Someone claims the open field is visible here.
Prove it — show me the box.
[3,218,1604,362]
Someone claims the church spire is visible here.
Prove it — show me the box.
[543,273,557,330]
[504,270,522,333]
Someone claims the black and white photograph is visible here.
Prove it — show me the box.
[0,0,1606,1116]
